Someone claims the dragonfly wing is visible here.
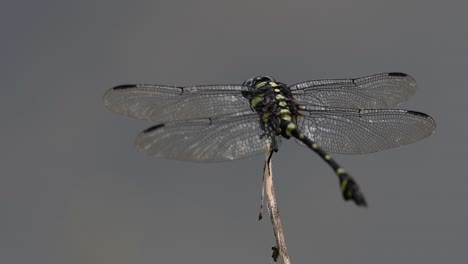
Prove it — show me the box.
[296,108,436,154]
[290,72,417,109]
[135,112,274,162]
[103,84,251,122]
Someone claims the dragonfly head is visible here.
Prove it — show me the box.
[242,76,277,88]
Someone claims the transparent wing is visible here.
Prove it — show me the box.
[103,84,251,122]
[135,112,275,162]
[290,72,417,109]
[296,108,436,154]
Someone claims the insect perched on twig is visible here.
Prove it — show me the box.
[103,72,436,206]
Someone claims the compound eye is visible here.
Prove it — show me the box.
[243,75,276,87]
[242,77,255,87]
[256,76,276,83]
[264,75,275,82]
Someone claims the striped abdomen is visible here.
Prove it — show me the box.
[279,119,367,206]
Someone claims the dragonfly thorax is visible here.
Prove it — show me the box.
[242,78,298,139]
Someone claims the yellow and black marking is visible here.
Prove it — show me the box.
[250,96,264,108]
[279,119,367,207]
[255,81,267,88]
[245,76,367,206]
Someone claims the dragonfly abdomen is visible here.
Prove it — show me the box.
[279,119,367,206]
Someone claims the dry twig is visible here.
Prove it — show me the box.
[260,147,291,264]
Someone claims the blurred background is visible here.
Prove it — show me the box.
[1,0,466,263]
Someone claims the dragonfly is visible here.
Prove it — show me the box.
[103,72,436,207]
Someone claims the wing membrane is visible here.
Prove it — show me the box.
[290,72,417,109]
[135,112,273,162]
[103,84,251,122]
[296,108,436,154]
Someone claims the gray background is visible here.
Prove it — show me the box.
[1,0,466,263]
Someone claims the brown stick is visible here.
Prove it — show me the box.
[263,147,291,264]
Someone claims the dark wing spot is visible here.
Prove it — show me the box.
[388,72,408,77]
[406,110,431,118]
[143,124,165,133]
[113,84,137,90]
